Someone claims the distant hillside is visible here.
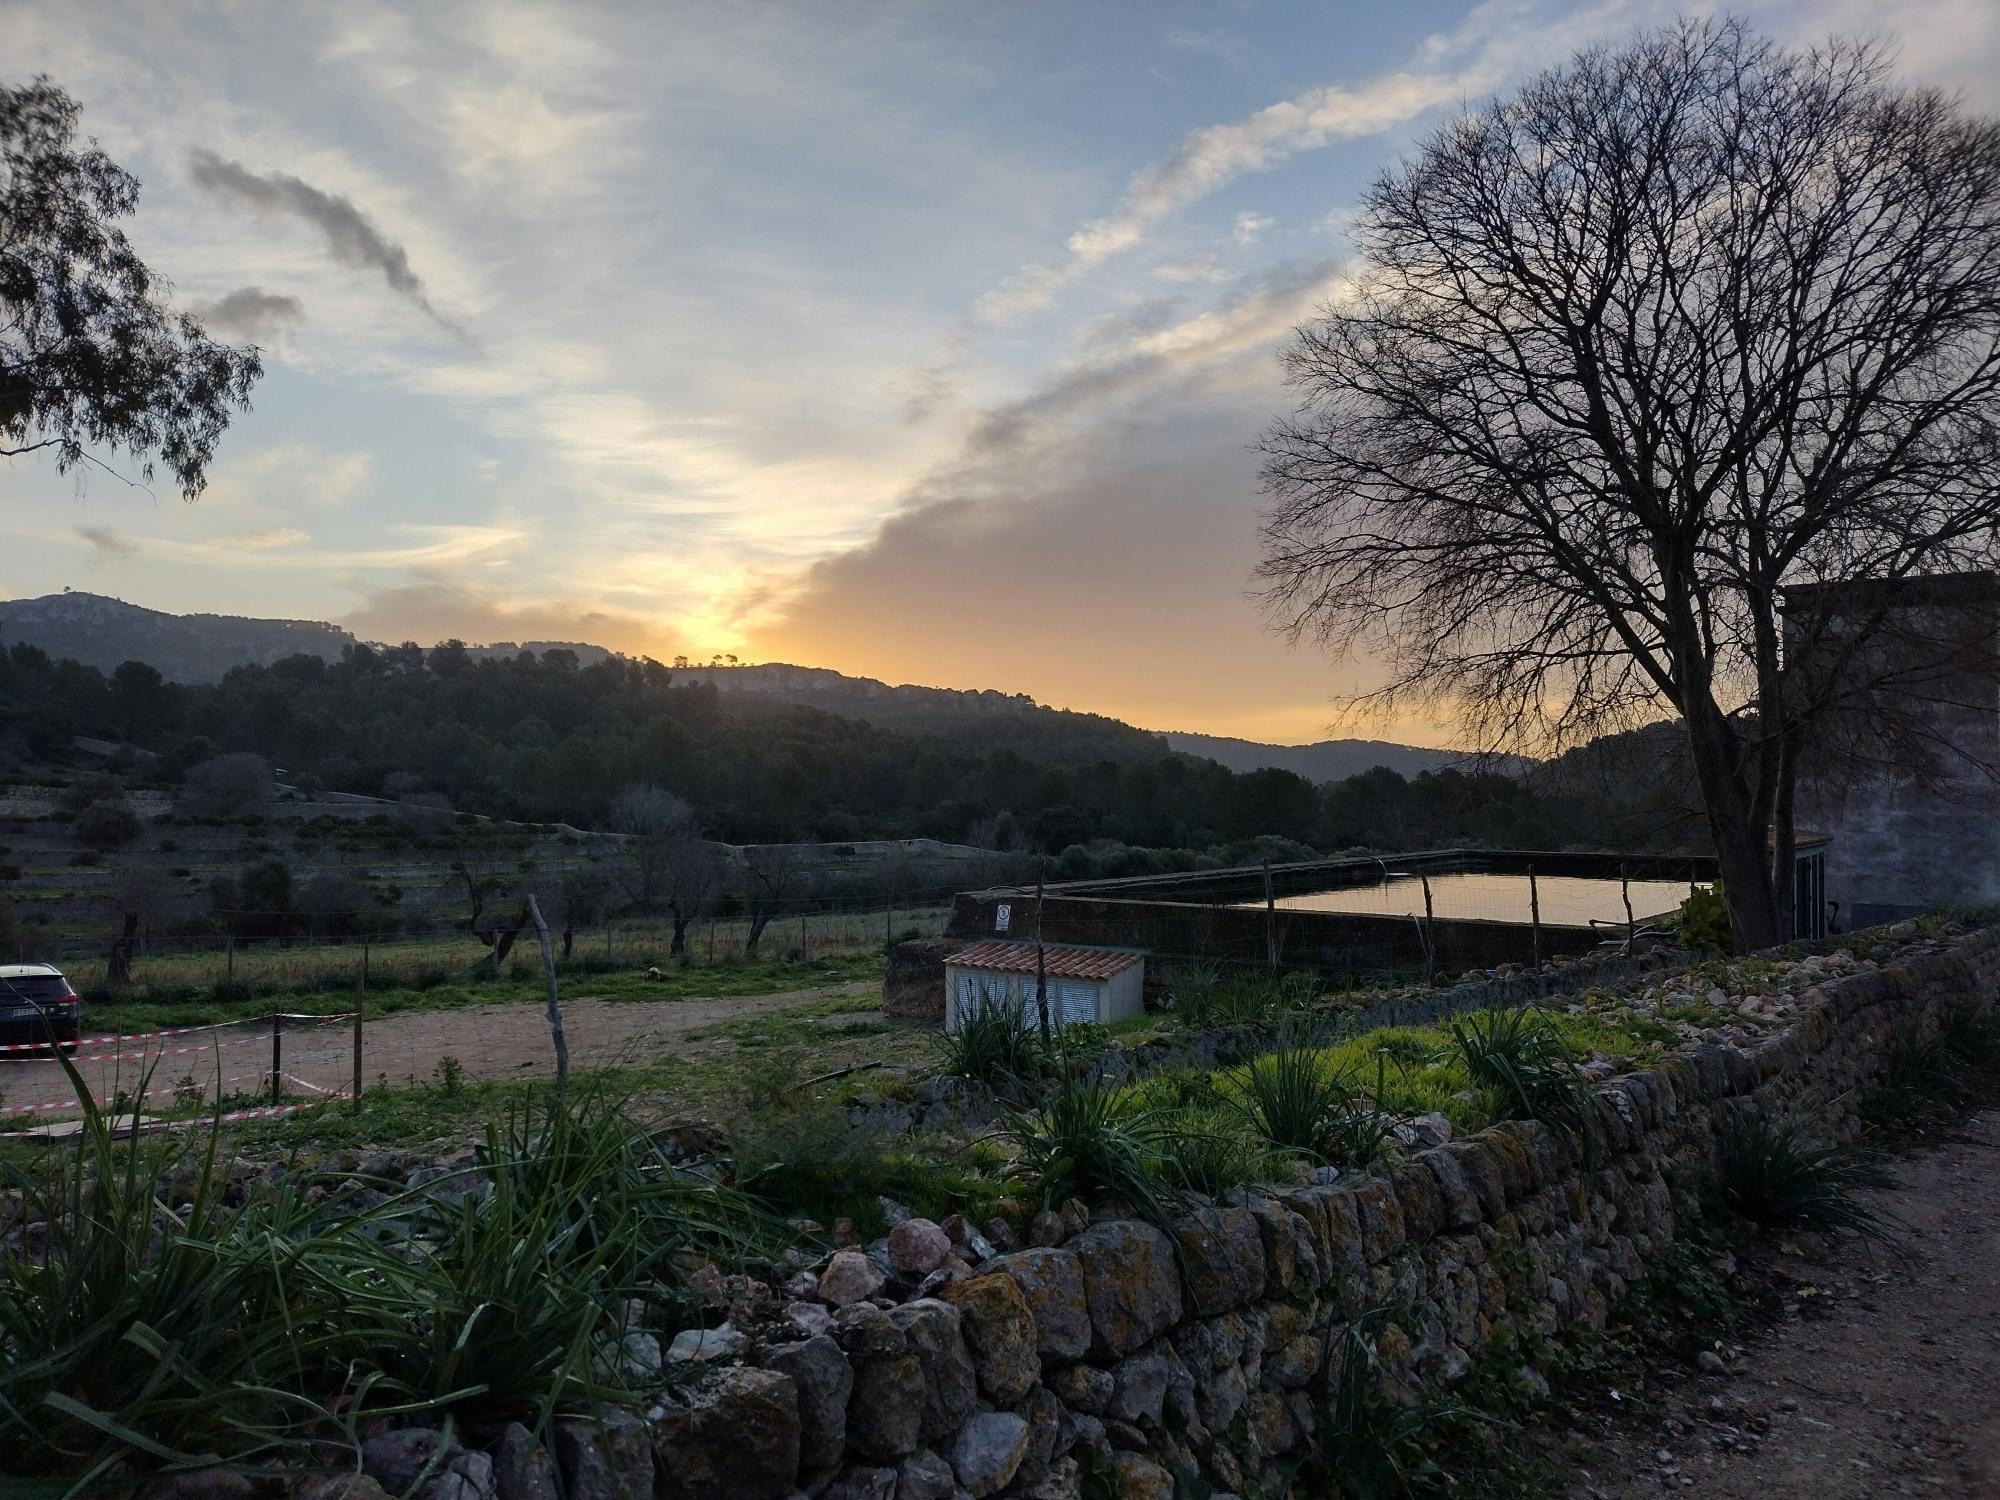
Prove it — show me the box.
[674,663,1167,765]
[0,592,356,682]
[1162,729,1509,783]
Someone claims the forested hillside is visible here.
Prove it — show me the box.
[0,639,1704,860]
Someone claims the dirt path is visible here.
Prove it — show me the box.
[1571,1112,2000,1499]
[0,980,880,1113]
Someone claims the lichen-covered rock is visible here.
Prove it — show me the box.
[985,1247,1090,1360]
[821,1248,887,1307]
[846,1351,926,1460]
[1112,1452,1175,1500]
[941,1272,1039,1405]
[1248,1197,1317,1292]
[888,1298,978,1441]
[949,1411,1031,1498]
[888,1217,953,1279]
[650,1369,798,1500]
[762,1334,851,1480]
[1351,1175,1407,1263]
[1069,1220,1182,1358]
[1050,1361,1114,1413]
[1173,1205,1267,1314]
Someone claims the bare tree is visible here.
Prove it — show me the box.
[1259,19,2000,951]
[609,784,722,956]
[741,842,816,957]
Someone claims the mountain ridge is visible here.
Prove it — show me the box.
[0,591,1489,779]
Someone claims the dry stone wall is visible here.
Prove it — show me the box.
[361,926,2000,1500]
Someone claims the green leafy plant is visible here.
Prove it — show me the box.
[1449,1008,1596,1153]
[1156,1113,1272,1195]
[937,992,1046,1086]
[432,1054,466,1096]
[1675,881,1731,954]
[1713,1118,1903,1248]
[998,1076,1177,1222]
[1230,1036,1389,1168]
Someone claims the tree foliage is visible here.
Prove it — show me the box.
[1260,20,2000,949]
[1,78,261,496]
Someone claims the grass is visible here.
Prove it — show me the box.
[1861,1007,2000,1131]
[0,1063,781,1490]
[935,995,1048,1088]
[1712,1118,1903,1247]
[998,1075,1180,1222]
[82,948,889,1032]
[1449,1007,1598,1152]
[1231,1034,1393,1169]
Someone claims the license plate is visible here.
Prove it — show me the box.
[2,1007,42,1021]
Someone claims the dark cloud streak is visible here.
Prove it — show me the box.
[192,286,306,344]
[188,150,472,344]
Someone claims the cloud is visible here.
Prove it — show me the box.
[75,526,136,561]
[974,64,1465,322]
[192,286,306,345]
[187,149,470,342]
[339,579,680,657]
[745,258,1390,741]
[1154,256,1231,285]
[967,258,1347,455]
[1233,211,1273,248]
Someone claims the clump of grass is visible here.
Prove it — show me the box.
[998,1076,1177,1222]
[1231,1036,1391,1169]
[0,1060,783,1487]
[731,1107,1004,1239]
[1864,1008,2000,1130]
[1156,1112,1275,1195]
[1713,1118,1903,1248]
[1450,1007,1597,1152]
[1169,965,1311,1029]
[937,994,1046,1086]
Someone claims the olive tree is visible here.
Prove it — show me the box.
[1259,20,2000,951]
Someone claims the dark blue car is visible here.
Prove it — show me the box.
[0,964,82,1049]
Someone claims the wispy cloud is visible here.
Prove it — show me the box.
[187,149,471,343]
[75,525,136,561]
[1153,256,1232,285]
[1233,211,1273,248]
[973,65,1466,323]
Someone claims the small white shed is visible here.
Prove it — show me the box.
[943,941,1146,1032]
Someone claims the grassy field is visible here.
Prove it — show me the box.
[81,947,894,1032]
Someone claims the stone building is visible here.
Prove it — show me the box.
[1788,570,2000,929]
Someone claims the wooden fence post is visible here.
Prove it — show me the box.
[526,895,569,1098]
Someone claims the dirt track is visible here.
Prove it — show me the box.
[0,981,879,1113]
[1571,1111,2000,1498]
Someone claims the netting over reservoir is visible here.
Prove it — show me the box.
[1240,872,1689,928]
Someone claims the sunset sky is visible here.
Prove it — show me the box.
[3,0,1995,745]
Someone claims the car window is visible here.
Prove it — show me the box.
[0,976,75,1002]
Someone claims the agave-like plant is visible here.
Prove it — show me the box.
[1714,1119,1905,1249]
[1449,1007,1597,1154]
[998,1076,1177,1224]
[1232,1036,1392,1169]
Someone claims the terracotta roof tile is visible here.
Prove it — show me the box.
[947,941,1143,981]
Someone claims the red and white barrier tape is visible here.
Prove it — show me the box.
[0,1091,347,1138]
[0,1020,231,1056]
[0,1070,277,1116]
[1,1013,357,1064]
